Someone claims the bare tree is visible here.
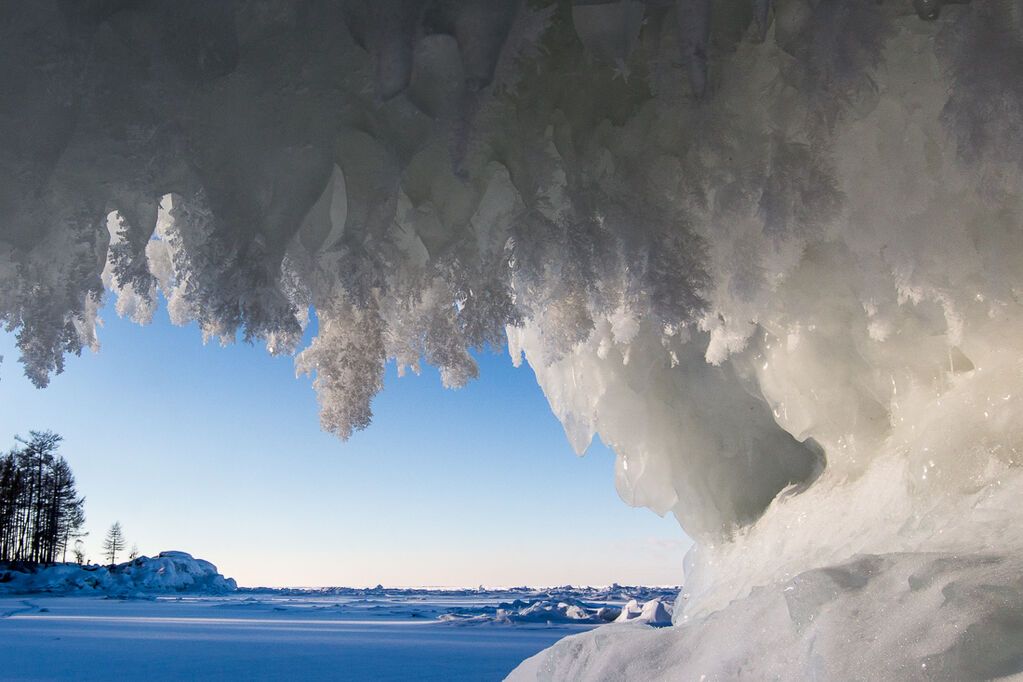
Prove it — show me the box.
[102,522,125,566]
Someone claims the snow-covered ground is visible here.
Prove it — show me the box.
[511,551,1023,681]
[0,594,576,680]
[0,558,677,680]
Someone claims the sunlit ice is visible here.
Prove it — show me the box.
[3,0,1023,679]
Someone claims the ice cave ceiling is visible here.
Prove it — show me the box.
[2,0,1023,548]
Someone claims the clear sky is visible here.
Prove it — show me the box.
[0,299,689,588]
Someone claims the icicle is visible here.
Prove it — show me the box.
[752,0,773,42]
[342,0,426,100]
[423,0,518,92]
[676,0,711,97]
[448,0,519,91]
[570,1,647,67]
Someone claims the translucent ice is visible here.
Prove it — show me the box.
[2,2,1022,677]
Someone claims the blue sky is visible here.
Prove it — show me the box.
[0,300,688,587]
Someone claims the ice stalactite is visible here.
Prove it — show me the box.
[4,1,1023,676]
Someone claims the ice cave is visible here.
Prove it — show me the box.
[3,0,1023,678]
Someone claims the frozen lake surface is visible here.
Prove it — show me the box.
[0,587,676,680]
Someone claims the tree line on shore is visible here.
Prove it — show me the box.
[0,431,85,564]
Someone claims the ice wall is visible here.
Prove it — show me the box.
[2,0,1023,644]
[512,2,1023,617]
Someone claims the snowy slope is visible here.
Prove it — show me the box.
[509,551,1023,681]
[0,551,237,595]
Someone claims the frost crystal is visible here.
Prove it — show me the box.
[4,3,1023,675]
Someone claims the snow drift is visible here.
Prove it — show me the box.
[0,552,237,596]
[2,0,1023,678]
[510,552,1023,680]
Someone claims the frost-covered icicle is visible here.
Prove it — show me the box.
[342,0,426,100]
[676,0,711,97]
[447,90,482,178]
[427,0,519,91]
[106,196,160,298]
[570,0,647,72]
[752,0,773,42]
[937,0,1022,168]
[157,1,239,82]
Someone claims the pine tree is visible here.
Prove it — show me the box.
[0,432,84,563]
[102,521,125,566]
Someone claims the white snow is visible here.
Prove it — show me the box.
[613,598,642,623]
[0,586,673,681]
[505,10,1023,679]
[443,597,646,626]
[441,599,603,626]
[510,551,1023,681]
[249,584,677,627]
[0,552,237,596]
[3,2,1023,679]
[612,598,671,627]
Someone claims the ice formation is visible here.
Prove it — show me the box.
[0,551,237,595]
[3,0,1023,677]
[612,598,672,626]
[439,593,673,625]
[510,553,1023,679]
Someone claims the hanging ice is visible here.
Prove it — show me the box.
[2,0,1022,678]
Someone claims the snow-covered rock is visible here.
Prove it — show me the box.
[0,552,236,596]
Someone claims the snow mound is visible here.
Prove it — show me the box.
[0,552,237,596]
[613,598,671,627]
[508,552,1023,680]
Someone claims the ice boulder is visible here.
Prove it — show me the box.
[637,599,672,626]
[613,598,671,626]
[613,598,642,623]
